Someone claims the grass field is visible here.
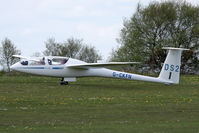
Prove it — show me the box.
[0,74,199,133]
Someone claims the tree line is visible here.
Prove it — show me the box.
[43,37,101,63]
[1,0,199,74]
[0,37,101,72]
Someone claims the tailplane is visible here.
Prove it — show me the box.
[158,47,189,84]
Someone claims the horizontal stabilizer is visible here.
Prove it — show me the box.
[162,47,189,51]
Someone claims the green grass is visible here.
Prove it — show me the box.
[0,75,199,133]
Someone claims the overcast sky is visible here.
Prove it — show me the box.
[0,0,199,60]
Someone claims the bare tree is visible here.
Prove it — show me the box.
[43,38,62,56]
[60,38,82,58]
[43,37,101,63]
[0,38,21,72]
[78,45,101,63]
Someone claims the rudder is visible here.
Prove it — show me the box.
[158,47,189,84]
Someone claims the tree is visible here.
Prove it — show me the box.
[59,38,82,58]
[43,38,62,56]
[43,37,101,63]
[112,1,199,73]
[0,38,21,72]
[78,45,101,63]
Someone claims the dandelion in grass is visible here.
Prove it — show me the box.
[183,98,186,102]
[189,98,192,102]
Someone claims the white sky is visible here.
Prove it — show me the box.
[0,0,199,60]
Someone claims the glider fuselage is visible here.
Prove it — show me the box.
[10,47,189,85]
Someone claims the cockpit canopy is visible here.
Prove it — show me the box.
[20,57,69,66]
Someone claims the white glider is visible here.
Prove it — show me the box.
[11,47,189,85]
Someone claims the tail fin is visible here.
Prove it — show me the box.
[158,47,189,84]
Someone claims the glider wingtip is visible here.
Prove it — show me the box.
[12,55,21,57]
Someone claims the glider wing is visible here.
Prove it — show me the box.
[67,62,140,69]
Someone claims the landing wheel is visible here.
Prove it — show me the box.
[60,78,69,85]
[60,81,68,85]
